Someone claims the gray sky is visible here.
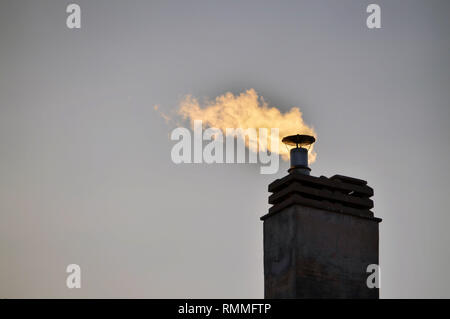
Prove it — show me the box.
[0,0,449,298]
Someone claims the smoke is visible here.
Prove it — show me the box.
[166,89,316,162]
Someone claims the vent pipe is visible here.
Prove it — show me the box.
[282,134,315,175]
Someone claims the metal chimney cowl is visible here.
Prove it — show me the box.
[281,134,315,175]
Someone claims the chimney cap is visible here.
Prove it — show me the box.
[282,134,315,148]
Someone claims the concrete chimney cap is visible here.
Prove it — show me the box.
[282,134,315,148]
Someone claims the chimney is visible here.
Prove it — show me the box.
[261,135,381,298]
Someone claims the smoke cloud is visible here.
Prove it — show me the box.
[167,89,317,162]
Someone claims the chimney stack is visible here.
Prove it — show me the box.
[261,135,381,298]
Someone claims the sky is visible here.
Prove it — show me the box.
[0,0,449,298]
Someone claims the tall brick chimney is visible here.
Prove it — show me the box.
[261,135,381,298]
